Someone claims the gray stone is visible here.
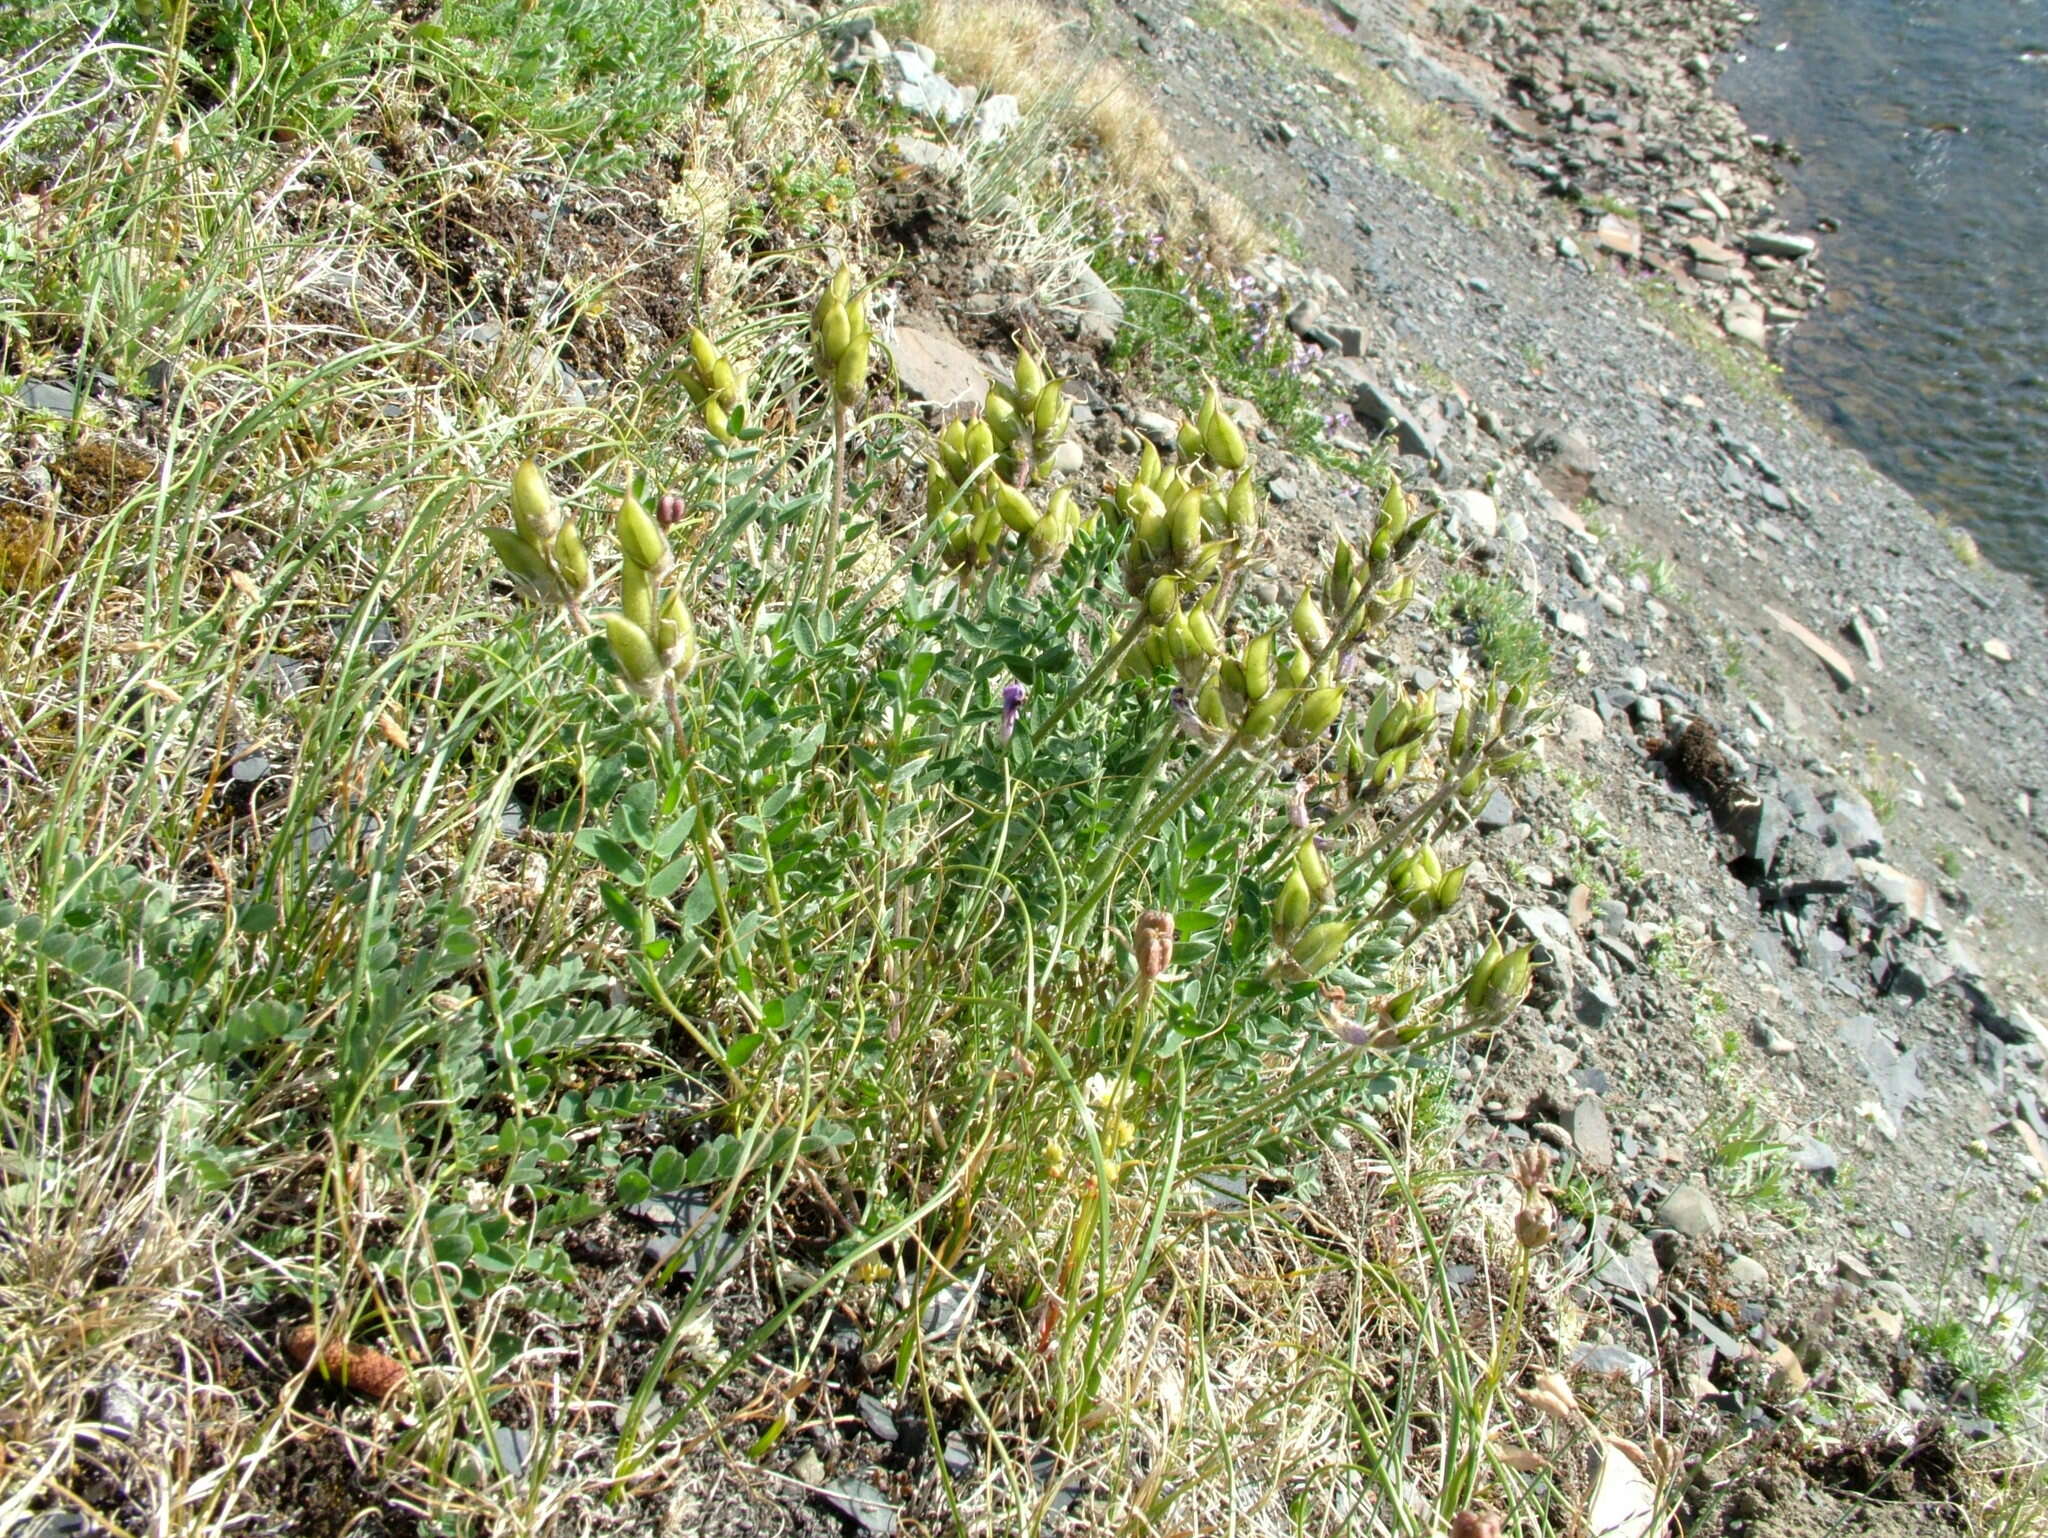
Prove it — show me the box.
[19,379,78,414]
[1349,376,1440,463]
[1826,791,1884,857]
[1327,322,1367,357]
[1724,791,1792,871]
[1523,421,1599,479]
[972,93,1020,143]
[1721,300,1768,347]
[820,1476,899,1536]
[1592,1219,1660,1296]
[1768,835,1856,901]
[1835,1014,1926,1123]
[1742,229,1817,260]
[1655,1182,1721,1239]
[1560,703,1604,748]
[1476,789,1517,832]
[1061,259,1124,346]
[1442,487,1498,542]
[1857,859,1940,930]
[1267,476,1299,503]
[892,135,960,172]
[1569,1094,1615,1170]
[1132,410,1179,450]
[1050,440,1085,476]
[1751,1020,1797,1057]
[1576,979,1621,1030]
[491,1425,533,1475]
[1726,1255,1769,1294]
[890,323,988,414]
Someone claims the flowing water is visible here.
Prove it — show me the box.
[1718,0,2048,580]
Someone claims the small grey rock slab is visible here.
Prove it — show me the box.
[1568,1094,1615,1171]
[1742,229,1817,260]
[889,323,988,414]
[491,1424,533,1475]
[1835,1014,1926,1122]
[1476,789,1517,832]
[18,379,79,414]
[1654,1182,1721,1239]
[820,1475,899,1536]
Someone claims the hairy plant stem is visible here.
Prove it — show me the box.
[820,401,848,604]
[662,681,689,760]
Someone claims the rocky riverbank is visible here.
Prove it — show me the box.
[1342,0,1834,353]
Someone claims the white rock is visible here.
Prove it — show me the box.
[1442,488,1498,542]
[972,93,1020,143]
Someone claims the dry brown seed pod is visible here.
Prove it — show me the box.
[283,1323,408,1403]
[1133,910,1176,982]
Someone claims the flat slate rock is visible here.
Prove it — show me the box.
[889,322,987,414]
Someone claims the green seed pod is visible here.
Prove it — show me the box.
[617,491,670,574]
[511,460,561,546]
[484,526,560,602]
[1197,679,1228,729]
[1169,489,1204,560]
[1340,728,1369,782]
[1033,380,1066,437]
[833,335,869,406]
[926,463,957,521]
[660,590,699,680]
[1375,698,1412,754]
[1280,648,1311,689]
[1013,347,1045,399]
[1243,633,1274,701]
[816,297,851,363]
[604,614,665,695]
[1137,438,1162,487]
[1295,839,1332,901]
[1331,535,1357,598]
[1241,686,1294,740]
[1225,472,1258,534]
[1488,946,1532,1010]
[1378,477,1409,544]
[620,560,657,633]
[1173,419,1202,460]
[1292,588,1332,653]
[985,389,1019,442]
[1435,862,1469,912]
[709,359,740,408]
[1186,606,1223,658]
[1465,938,1503,1014]
[1145,574,1179,624]
[996,481,1038,535]
[939,421,971,481]
[1449,704,1474,761]
[689,327,720,383]
[1296,685,1344,738]
[1218,658,1249,721]
[1202,397,1249,471]
[552,518,592,597]
[702,396,733,443]
[1290,921,1352,976]
[1275,866,1314,941]
[965,419,997,477]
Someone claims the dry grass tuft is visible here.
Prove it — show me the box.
[907,0,1260,261]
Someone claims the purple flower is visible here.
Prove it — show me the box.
[1000,683,1027,744]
